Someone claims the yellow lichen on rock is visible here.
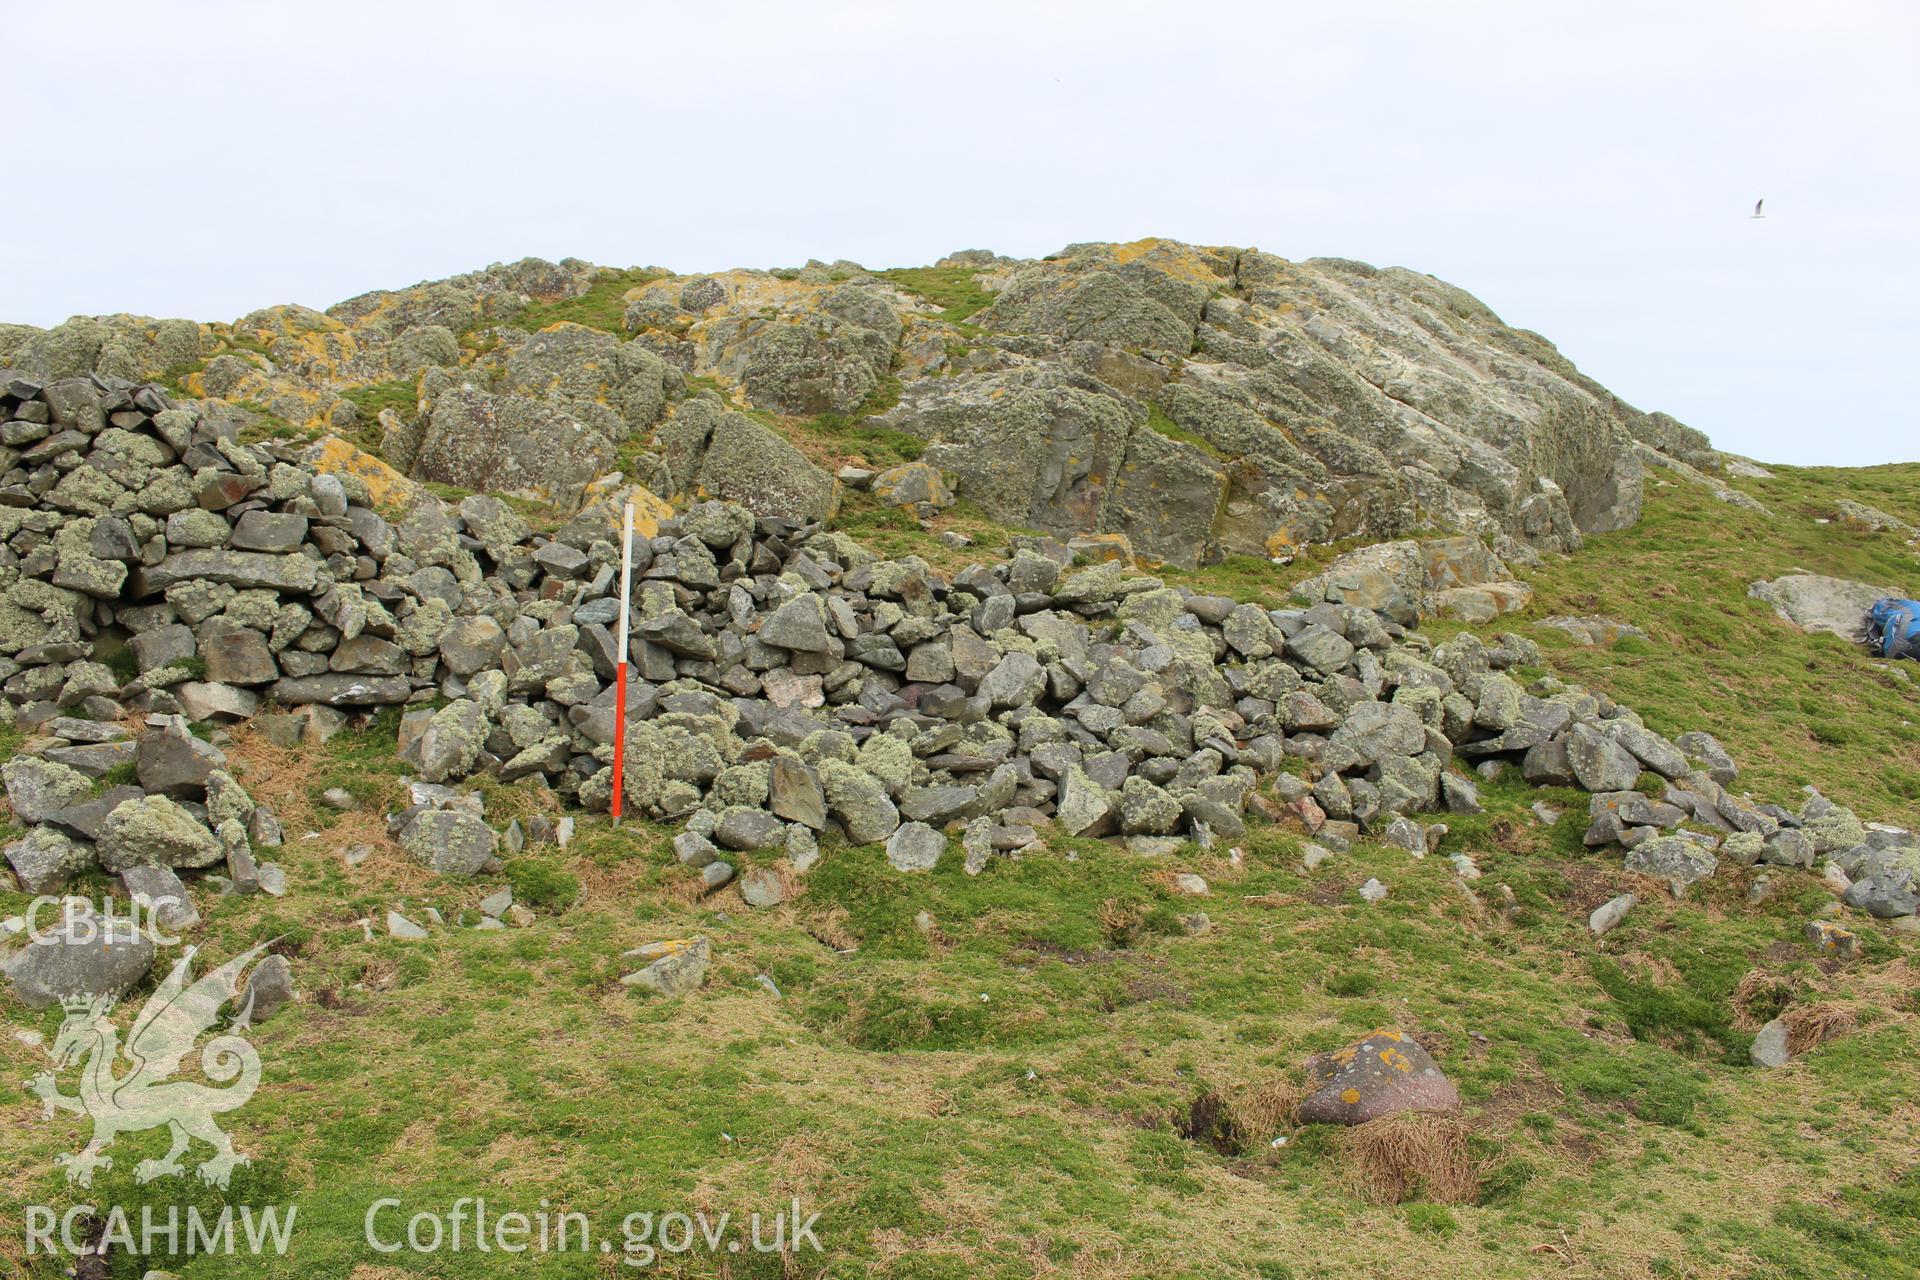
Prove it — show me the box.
[580,477,674,538]
[301,436,421,512]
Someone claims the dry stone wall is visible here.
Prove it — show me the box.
[3,372,1917,1010]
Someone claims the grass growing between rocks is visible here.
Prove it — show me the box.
[505,268,667,336]
[878,267,996,324]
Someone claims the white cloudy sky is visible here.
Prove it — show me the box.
[6,1,1915,465]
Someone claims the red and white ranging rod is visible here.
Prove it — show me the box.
[611,502,634,823]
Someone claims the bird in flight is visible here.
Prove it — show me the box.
[1751,199,1766,219]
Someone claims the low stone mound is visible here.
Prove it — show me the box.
[3,374,1916,1003]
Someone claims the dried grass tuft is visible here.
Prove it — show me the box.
[1226,1076,1304,1145]
[1096,897,1141,937]
[1730,968,1807,1030]
[808,906,858,952]
[1781,1002,1859,1053]
[1336,1112,1480,1204]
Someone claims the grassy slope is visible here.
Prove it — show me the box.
[2,470,1919,1279]
[1520,462,1920,830]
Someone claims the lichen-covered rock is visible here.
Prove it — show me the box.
[3,757,93,823]
[818,758,899,844]
[871,462,954,513]
[1297,1027,1461,1125]
[416,699,489,784]
[95,795,223,872]
[5,826,91,894]
[621,937,711,996]
[412,386,616,505]
[6,910,156,1010]
[689,411,838,522]
[399,810,499,877]
[1625,836,1718,892]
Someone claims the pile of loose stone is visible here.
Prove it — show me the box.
[3,372,1918,1003]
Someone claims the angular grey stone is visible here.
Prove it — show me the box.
[387,911,429,939]
[885,821,946,872]
[129,623,198,673]
[1674,731,1738,785]
[739,866,788,907]
[621,937,710,996]
[1330,701,1426,767]
[135,725,225,797]
[399,810,499,876]
[760,594,833,652]
[1440,772,1482,814]
[818,759,899,844]
[979,651,1047,708]
[201,626,279,685]
[1624,836,1717,892]
[1566,724,1643,792]
[1588,892,1636,936]
[714,809,787,852]
[269,674,412,706]
[1286,624,1355,675]
[135,548,322,595]
[767,757,826,830]
[242,954,295,1022]
[1116,776,1181,835]
[229,510,310,553]
[533,540,589,579]
[1761,828,1815,868]
[673,830,721,868]
[7,911,156,1010]
[1750,1019,1790,1068]
[899,785,978,824]
[1602,720,1689,780]
[1843,870,1918,918]
[1056,766,1114,837]
[6,826,90,894]
[120,864,201,934]
[176,680,260,722]
[439,615,507,676]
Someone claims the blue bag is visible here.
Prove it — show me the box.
[1866,598,1920,659]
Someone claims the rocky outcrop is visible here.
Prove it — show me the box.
[1749,574,1906,641]
[2,240,1720,570]
[1291,536,1533,626]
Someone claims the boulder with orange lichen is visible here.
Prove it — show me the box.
[1297,1028,1460,1125]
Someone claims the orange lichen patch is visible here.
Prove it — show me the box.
[302,436,421,512]
[580,479,673,538]
[1105,238,1227,285]
[625,938,696,962]
[1340,1087,1362,1105]
[1069,533,1136,565]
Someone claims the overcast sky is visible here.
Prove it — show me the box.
[6,1,1915,465]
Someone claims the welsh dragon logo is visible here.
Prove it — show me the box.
[26,942,271,1189]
